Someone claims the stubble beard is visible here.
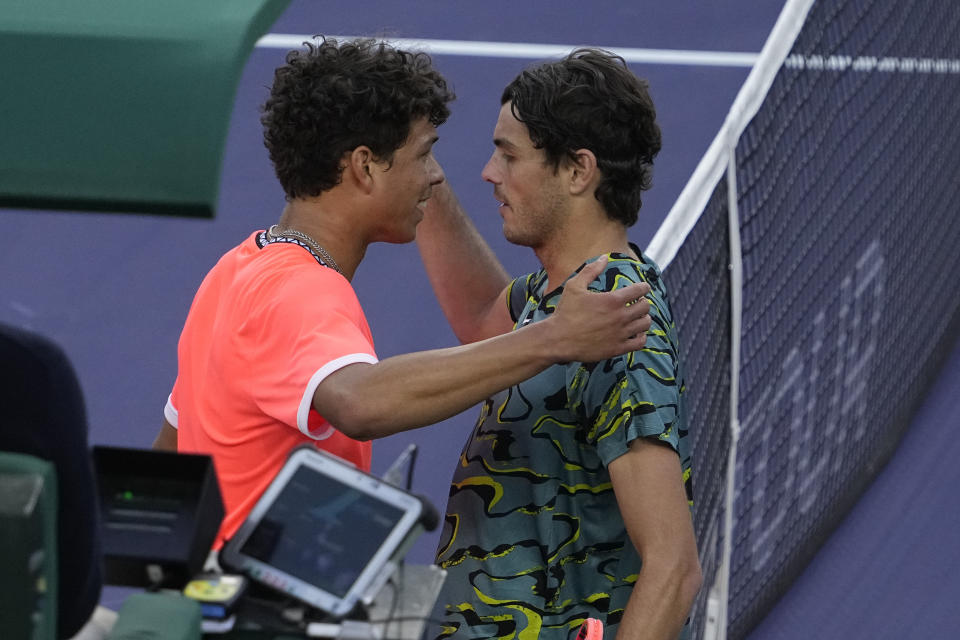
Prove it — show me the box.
[502,188,568,250]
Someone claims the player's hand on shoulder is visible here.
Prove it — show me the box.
[549,256,652,363]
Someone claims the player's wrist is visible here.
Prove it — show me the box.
[526,314,575,365]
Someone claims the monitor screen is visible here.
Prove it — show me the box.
[238,466,405,598]
[220,447,423,618]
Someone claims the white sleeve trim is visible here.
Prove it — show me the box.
[298,353,379,440]
[164,394,179,429]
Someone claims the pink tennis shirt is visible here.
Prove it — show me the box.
[166,231,375,547]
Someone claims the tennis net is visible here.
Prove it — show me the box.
[646,1,960,638]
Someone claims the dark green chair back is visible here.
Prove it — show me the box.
[0,452,58,640]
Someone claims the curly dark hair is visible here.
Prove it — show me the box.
[501,48,661,226]
[261,37,455,200]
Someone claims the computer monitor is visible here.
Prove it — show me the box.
[93,446,224,589]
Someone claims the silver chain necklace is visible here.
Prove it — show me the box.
[266,224,342,275]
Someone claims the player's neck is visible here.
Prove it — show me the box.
[277,198,367,281]
[536,216,633,293]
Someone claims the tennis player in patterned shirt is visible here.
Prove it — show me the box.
[418,49,701,640]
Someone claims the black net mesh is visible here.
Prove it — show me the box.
[731,0,960,635]
[660,179,731,640]
[658,1,960,637]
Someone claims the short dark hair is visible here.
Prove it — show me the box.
[501,48,661,226]
[262,37,455,200]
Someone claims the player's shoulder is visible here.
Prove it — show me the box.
[231,241,359,325]
[589,248,661,293]
[512,269,547,293]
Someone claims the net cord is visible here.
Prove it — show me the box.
[645,0,817,270]
[646,0,818,637]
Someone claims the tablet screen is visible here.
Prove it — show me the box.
[220,447,424,617]
[238,465,405,598]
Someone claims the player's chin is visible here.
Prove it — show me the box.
[409,208,427,237]
[387,223,421,245]
[502,226,535,248]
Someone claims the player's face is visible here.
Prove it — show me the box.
[481,102,569,249]
[371,117,444,243]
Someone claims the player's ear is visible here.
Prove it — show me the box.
[345,146,376,193]
[568,148,598,196]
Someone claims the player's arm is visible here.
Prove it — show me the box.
[416,181,514,343]
[152,417,177,451]
[609,438,702,640]
[314,256,652,440]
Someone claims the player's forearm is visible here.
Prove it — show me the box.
[615,558,702,640]
[417,181,512,343]
[316,258,652,439]
[317,319,559,439]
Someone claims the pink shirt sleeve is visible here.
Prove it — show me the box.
[238,268,378,439]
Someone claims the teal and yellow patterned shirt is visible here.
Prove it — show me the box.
[433,249,691,640]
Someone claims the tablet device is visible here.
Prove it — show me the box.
[219,446,424,618]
